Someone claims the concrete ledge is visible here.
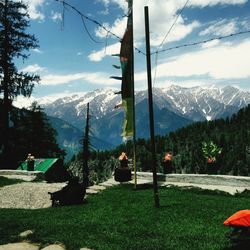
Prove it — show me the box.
[133,172,250,188]
[0,170,44,181]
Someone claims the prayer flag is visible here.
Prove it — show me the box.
[120,0,133,138]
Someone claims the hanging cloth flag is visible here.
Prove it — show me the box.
[112,65,121,69]
[110,76,123,81]
[120,0,133,138]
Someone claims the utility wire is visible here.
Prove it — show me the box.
[104,31,110,55]
[60,0,103,43]
[151,29,250,55]
[55,0,146,55]
[153,0,190,87]
[61,0,65,31]
[55,1,250,57]
[80,15,103,44]
[157,0,190,51]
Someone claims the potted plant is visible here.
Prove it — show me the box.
[202,141,222,174]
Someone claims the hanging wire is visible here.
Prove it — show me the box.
[60,0,65,31]
[157,0,190,51]
[153,0,190,87]
[152,51,159,88]
[55,1,250,62]
[153,29,250,55]
[54,0,146,55]
[104,30,109,54]
[80,15,103,44]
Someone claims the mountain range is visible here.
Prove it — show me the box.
[14,85,250,158]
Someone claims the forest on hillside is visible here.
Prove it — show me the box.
[70,104,250,184]
[1,0,249,185]
[1,100,249,185]
[0,102,64,168]
[0,101,249,184]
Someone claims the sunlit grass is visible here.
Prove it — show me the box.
[0,182,250,250]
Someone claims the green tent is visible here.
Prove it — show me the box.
[18,158,70,182]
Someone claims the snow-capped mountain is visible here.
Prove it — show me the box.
[152,85,250,121]
[40,85,250,125]
[14,85,250,148]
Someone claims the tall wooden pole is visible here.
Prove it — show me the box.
[144,6,160,208]
[130,0,137,189]
[83,102,90,187]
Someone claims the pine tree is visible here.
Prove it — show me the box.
[27,102,63,158]
[0,102,64,168]
[0,0,40,165]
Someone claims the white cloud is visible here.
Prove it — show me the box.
[99,0,247,41]
[132,39,250,90]
[189,0,247,8]
[241,18,250,30]
[94,0,248,62]
[101,0,206,12]
[95,18,127,39]
[32,48,43,54]
[51,11,62,22]
[21,64,46,73]
[199,19,238,37]
[88,42,120,61]
[150,20,200,47]
[110,0,200,47]
[153,80,214,89]
[152,39,250,81]
[98,0,127,11]
[41,72,118,86]
[22,0,46,21]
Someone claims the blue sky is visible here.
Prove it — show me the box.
[14,0,250,104]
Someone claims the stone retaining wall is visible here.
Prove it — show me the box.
[0,169,44,181]
[134,172,250,187]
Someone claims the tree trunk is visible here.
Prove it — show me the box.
[1,0,10,168]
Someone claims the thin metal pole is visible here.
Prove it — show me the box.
[144,6,160,208]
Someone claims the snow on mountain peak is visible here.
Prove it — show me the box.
[12,85,250,124]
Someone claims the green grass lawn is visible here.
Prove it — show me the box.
[0,181,250,250]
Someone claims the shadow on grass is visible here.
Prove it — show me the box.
[234,189,250,198]
[133,183,232,197]
[223,242,250,250]
[132,183,184,208]
[133,183,154,190]
[158,203,183,209]
[0,176,24,187]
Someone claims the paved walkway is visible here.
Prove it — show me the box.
[0,242,91,250]
[0,170,44,181]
